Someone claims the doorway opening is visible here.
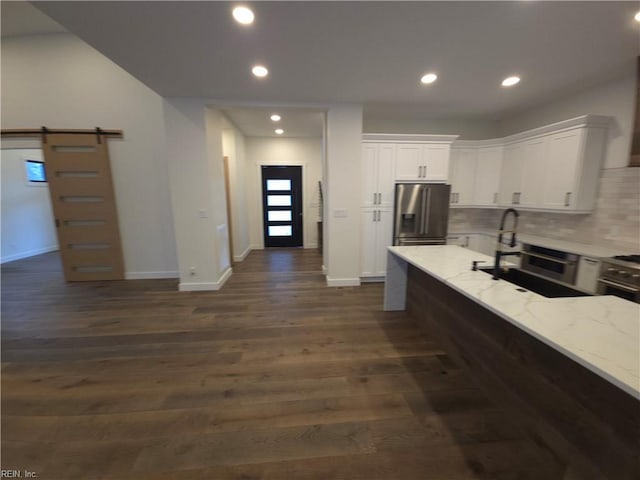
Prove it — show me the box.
[261,165,303,248]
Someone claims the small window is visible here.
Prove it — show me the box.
[25,160,47,184]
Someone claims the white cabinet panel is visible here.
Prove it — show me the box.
[361,208,393,277]
[542,129,582,210]
[423,144,450,182]
[395,144,450,182]
[519,137,547,207]
[395,144,423,181]
[449,148,476,206]
[361,143,396,208]
[576,256,601,294]
[474,146,502,206]
[500,142,524,206]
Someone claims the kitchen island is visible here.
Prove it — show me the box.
[384,245,639,480]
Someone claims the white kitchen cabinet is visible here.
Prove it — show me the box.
[361,143,396,208]
[360,208,393,278]
[498,118,609,212]
[499,138,546,208]
[395,143,451,182]
[474,146,503,207]
[500,142,524,206]
[540,127,605,211]
[575,256,601,293]
[449,148,476,206]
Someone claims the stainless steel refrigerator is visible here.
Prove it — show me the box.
[393,183,451,246]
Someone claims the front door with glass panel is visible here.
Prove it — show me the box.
[262,166,303,247]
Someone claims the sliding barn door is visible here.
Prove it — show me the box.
[42,133,125,281]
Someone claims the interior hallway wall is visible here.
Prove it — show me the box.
[1,33,178,278]
[1,148,58,263]
[222,121,251,261]
[245,137,323,250]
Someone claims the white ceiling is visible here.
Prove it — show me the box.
[3,1,639,138]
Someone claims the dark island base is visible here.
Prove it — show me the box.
[406,264,640,480]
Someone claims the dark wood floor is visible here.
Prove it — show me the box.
[1,249,564,479]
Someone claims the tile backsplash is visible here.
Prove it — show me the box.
[449,167,640,252]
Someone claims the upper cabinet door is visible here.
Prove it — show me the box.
[449,148,476,205]
[519,137,547,207]
[423,144,450,182]
[361,143,396,208]
[361,143,379,208]
[474,146,503,206]
[541,129,582,209]
[377,144,396,207]
[395,144,423,181]
[500,142,524,205]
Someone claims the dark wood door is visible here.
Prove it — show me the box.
[261,166,303,248]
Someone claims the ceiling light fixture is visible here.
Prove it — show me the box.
[275,129,284,135]
[270,114,281,122]
[635,11,640,22]
[251,65,268,78]
[420,73,438,84]
[501,76,521,87]
[232,6,254,25]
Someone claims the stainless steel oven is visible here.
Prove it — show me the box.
[597,256,640,304]
[520,244,579,285]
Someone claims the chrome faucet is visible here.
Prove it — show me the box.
[493,208,520,280]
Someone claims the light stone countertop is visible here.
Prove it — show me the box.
[450,230,635,258]
[386,245,640,399]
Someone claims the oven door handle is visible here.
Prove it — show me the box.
[521,251,575,265]
[597,278,639,293]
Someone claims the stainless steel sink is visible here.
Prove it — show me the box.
[477,267,592,298]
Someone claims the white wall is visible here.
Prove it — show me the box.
[245,137,323,249]
[364,116,501,140]
[1,148,58,263]
[222,122,251,261]
[325,105,363,286]
[162,100,230,290]
[1,33,178,278]
[498,73,636,169]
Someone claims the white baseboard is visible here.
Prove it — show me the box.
[125,271,179,280]
[304,243,318,249]
[326,277,361,287]
[233,245,251,262]
[1,245,58,264]
[178,267,233,291]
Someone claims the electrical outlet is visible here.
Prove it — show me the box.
[189,266,196,276]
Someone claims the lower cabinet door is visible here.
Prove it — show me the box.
[361,209,393,277]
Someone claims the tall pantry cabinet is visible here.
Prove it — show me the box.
[361,134,457,279]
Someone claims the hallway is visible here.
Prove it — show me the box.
[1,249,563,479]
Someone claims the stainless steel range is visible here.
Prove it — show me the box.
[597,255,640,303]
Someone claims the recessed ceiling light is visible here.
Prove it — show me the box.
[420,73,438,84]
[270,114,281,122]
[275,129,284,135]
[635,11,640,22]
[501,76,521,87]
[251,65,268,78]
[232,6,254,25]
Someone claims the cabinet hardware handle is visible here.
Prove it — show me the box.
[565,192,571,207]
[418,166,422,178]
[456,193,460,203]
[512,193,516,204]
[423,166,427,178]
[493,192,498,204]
[378,193,381,204]
[373,193,377,205]
[584,258,598,264]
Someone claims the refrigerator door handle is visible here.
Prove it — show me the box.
[423,187,431,234]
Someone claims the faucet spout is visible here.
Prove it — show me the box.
[494,208,520,280]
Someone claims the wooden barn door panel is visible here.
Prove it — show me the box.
[42,133,125,281]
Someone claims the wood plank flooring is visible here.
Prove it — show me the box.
[1,249,564,479]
